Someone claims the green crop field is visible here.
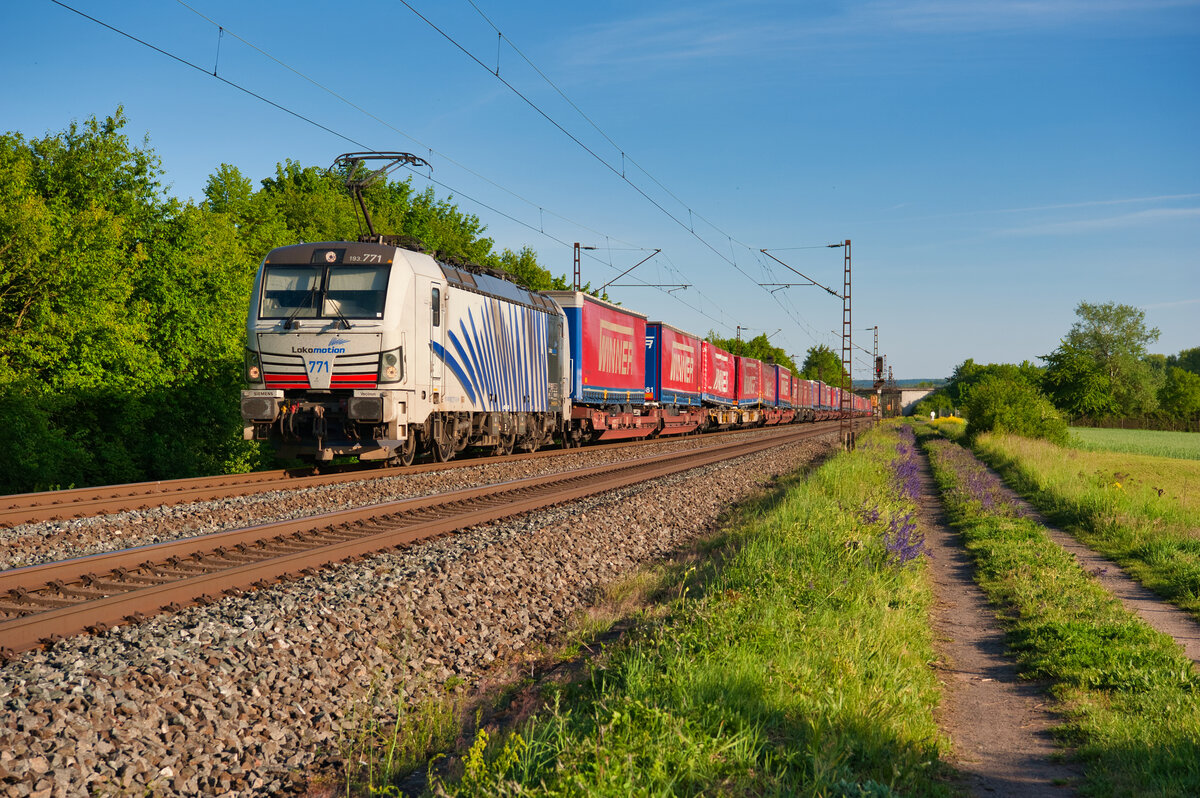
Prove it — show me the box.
[1068,427,1200,460]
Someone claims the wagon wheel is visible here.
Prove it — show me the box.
[397,430,418,466]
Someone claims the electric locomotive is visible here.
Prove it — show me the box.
[240,240,569,465]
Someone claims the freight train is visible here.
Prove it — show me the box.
[239,239,872,465]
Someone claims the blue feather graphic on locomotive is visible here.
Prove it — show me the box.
[429,300,550,412]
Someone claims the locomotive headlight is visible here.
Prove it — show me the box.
[244,348,264,385]
[378,347,403,383]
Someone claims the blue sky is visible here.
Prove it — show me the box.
[4,0,1198,380]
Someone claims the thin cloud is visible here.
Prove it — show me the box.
[563,0,1200,69]
[1001,207,1200,236]
[883,194,1200,226]
[993,193,1200,214]
[870,0,1200,34]
[1140,298,1200,310]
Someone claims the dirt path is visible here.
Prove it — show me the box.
[916,448,1083,796]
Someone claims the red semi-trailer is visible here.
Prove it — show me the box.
[700,341,736,406]
[645,321,706,436]
[545,290,654,442]
[777,367,793,409]
[734,356,762,407]
[699,341,738,428]
[767,365,796,425]
[733,356,765,426]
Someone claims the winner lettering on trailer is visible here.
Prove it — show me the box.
[598,319,635,375]
[713,352,730,392]
[669,342,695,383]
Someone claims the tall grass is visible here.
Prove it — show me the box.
[430,423,953,797]
[1069,427,1200,461]
[920,430,1200,797]
[973,432,1200,617]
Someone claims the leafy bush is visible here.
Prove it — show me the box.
[963,375,1068,445]
[912,391,955,418]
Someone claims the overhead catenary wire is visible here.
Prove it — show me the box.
[47,0,735,330]
[395,0,830,306]
[50,0,817,341]
[170,0,637,255]
[170,0,741,331]
[49,0,370,150]
[460,0,795,275]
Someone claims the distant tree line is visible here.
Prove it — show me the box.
[0,110,572,494]
[916,301,1200,441]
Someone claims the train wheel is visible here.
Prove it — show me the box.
[431,423,455,462]
[398,432,418,466]
[432,436,454,462]
[493,431,515,457]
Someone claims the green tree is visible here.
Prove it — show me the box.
[0,109,167,393]
[1167,347,1200,377]
[1041,341,1118,418]
[798,344,845,383]
[943,358,1042,408]
[203,163,289,259]
[1159,367,1200,420]
[0,110,265,492]
[1053,301,1161,416]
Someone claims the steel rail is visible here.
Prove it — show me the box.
[0,424,788,527]
[0,423,850,658]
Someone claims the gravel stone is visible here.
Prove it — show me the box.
[1,431,837,796]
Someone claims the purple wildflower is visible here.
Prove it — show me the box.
[882,511,926,565]
[891,426,921,501]
[926,440,1027,516]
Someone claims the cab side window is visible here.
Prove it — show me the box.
[432,287,441,327]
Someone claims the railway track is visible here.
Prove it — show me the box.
[0,423,849,658]
[0,425,793,528]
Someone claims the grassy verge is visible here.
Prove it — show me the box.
[420,422,954,797]
[928,416,967,442]
[919,429,1200,797]
[969,432,1200,618]
[1069,427,1200,461]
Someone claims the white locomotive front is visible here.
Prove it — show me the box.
[241,241,569,465]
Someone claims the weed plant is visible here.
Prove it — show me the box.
[429,423,952,797]
[921,431,1200,796]
[972,433,1200,617]
[338,675,464,794]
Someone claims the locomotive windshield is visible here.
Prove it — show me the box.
[260,264,390,320]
